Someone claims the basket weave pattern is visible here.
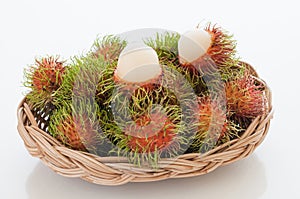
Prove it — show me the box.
[17,65,273,186]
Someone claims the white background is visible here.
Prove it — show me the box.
[0,0,299,198]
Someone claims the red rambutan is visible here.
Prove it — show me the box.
[188,96,243,153]
[53,113,100,152]
[225,75,267,118]
[196,97,228,141]
[31,56,65,93]
[125,111,176,153]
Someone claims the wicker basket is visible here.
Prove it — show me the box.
[17,63,273,186]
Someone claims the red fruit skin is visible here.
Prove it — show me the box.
[225,75,266,118]
[204,24,236,67]
[125,112,176,153]
[197,97,228,141]
[56,115,98,151]
[93,41,125,62]
[32,57,65,93]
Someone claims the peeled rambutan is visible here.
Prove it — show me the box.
[178,23,237,74]
[113,45,162,93]
[145,32,208,96]
[225,74,267,118]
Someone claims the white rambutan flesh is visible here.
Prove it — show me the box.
[115,45,162,83]
[178,29,212,64]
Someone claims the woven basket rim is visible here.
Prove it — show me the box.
[17,63,273,185]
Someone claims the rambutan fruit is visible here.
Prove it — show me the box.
[32,56,65,92]
[24,56,66,108]
[145,32,181,66]
[108,61,199,165]
[110,105,184,166]
[190,96,240,153]
[197,97,227,136]
[113,45,163,93]
[146,32,208,95]
[53,55,111,108]
[49,106,101,153]
[125,111,176,153]
[108,65,193,165]
[92,35,127,63]
[108,64,199,164]
[225,74,267,118]
[53,36,125,107]
[178,23,237,74]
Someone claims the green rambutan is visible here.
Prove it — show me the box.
[145,32,181,66]
[225,74,267,118]
[91,36,127,103]
[146,32,208,95]
[53,55,111,107]
[92,35,127,63]
[51,36,125,107]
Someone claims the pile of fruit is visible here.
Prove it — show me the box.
[24,23,268,166]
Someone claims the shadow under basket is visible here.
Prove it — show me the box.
[17,64,273,186]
